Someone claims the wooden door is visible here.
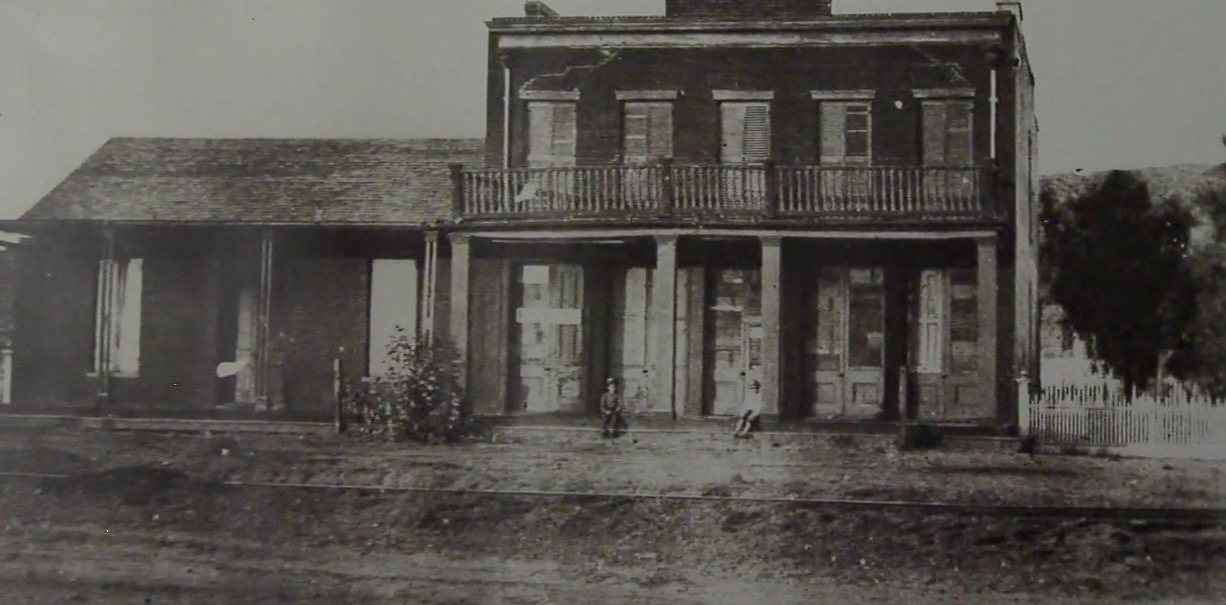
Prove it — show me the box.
[810,267,886,419]
[615,267,652,413]
[844,268,886,417]
[515,264,585,413]
[708,269,760,416]
[913,268,982,421]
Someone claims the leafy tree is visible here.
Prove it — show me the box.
[1040,170,1197,393]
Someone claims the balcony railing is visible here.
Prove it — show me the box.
[452,162,1003,224]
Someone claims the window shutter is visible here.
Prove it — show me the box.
[646,103,673,160]
[945,101,973,166]
[820,102,847,164]
[720,103,747,164]
[550,103,577,166]
[743,103,771,163]
[921,102,948,166]
[917,269,947,373]
[528,102,576,168]
[622,103,650,163]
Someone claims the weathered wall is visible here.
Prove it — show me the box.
[12,237,97,408]
[493,44,996,168]
[0,248,14,345]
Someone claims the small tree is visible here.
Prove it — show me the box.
[344,329,472,444]
[1041,170,1197,394]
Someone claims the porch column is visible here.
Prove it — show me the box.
[977,235,999,419]
[650,235,678,418]
[760,236,783,418]
[95,227,116,407]
[255,229,275,411]
[448,233,472,392]
[422,231,439,345]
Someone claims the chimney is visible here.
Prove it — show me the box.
[665,0,833,20]
[524,1,559,19]
[995,1,1023,21]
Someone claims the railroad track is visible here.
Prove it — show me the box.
[2,470,1224,525]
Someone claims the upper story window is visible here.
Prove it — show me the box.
[916,88,975,167]
[525,97,577,168]
[616,90,678,164]
[714,91,773,165]
[813,90,877,166]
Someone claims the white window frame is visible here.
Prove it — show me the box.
[93,257,143,377]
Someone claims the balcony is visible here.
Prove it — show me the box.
[451,162,1005,226]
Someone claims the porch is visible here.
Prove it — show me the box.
[447,228,1010,426]
[8,224,448,416]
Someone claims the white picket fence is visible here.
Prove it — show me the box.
[1020,375,1226,459]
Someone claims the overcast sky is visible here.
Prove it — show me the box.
[1,0,1224,219]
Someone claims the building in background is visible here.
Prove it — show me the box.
[1,0,1040,430]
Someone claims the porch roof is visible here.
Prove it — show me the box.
[14,137,484,227]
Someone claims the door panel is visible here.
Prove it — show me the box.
[809,267,885,419]
[707,269,761,416]
[615,267,652,413]
[515,264,585,413]
[912,267,983,421]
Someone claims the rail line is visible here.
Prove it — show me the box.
[2,470,1224,524]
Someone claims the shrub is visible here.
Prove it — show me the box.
[343,330,472,444]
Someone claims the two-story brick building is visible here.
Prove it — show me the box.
[1,0,1038,430]
[445,0,1039,426]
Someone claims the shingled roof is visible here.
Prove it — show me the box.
[17,137,485,225]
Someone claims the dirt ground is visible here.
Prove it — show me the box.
[2,426,1224,508]
[0,427,1224,604]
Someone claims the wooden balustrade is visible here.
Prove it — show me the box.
[456,163,999,223]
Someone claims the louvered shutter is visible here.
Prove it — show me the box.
[819,102,847,165]
[945,101,973,166]
[742,103,770,163]
[550,103,577,166]
[622,103,650,163]
[646,103,673,160]
[528,102,576,168]
[921,101,948,166]
[527,102,554,168]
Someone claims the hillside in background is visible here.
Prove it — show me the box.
[1041,163,1226,247]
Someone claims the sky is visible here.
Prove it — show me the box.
[1,0,1224,219]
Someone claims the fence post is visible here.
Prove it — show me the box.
[0,343,11,405]
[1016,370,1031,437]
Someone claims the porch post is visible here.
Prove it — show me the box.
[977,234,1000,420]
[422,231,439,345]
[255,229,275,411]
[448,233,472,393]
[650,235,679,418]
[95,227,116,407]
[760,236,783,418]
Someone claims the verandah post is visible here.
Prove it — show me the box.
[763,159,779,218]
[659,157,676,216]
[1016,370,1031,437]
[95,226,116,411]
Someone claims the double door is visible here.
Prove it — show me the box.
[708,269,763,416]
[809,267,886,419]
[514,264,585,413]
